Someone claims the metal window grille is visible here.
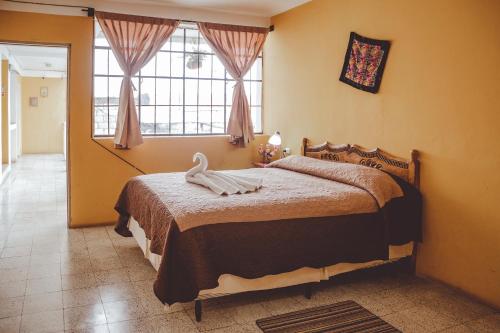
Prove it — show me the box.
[93,22,263,137]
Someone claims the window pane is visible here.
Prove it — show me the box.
[185,79,198,105]
[199,35,212,54]
[170,106,183,134]
[94,76,108,106]
[244,69,251,81]
[109,77,122,105]
[251,58,262,81]
[199,80,211,105]
[185,106,197,134]
[156,78,170,105]
[212,80,224,105]
[185,29,198,52]
[94,105,108,135]
[171,52,184,77]
[94,23,109,47]
[160,38,170,51]
[212,107,224,133]
[157,52,170,77]
[131,77,140,104]
[226,80,235,105]
[225,105,231,125]
[185,53,199,78]
[109,52,123,75]
[171,29,184,51]
[156,106,170,134]
[109,106,118,135]
[244,81,251,100]
[251,82,262,105]
[141,57,156,77]
[198,106,211,133]
[212,57,225,79]
[140,78,155,106]
[171,79,183,105]
[251,106,262,133]
[199,54,211,78]
[140,106,155,134]
[94,49,108,75]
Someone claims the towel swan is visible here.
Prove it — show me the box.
[185,152,263,195]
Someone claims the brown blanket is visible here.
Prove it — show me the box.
[115,158,422,304]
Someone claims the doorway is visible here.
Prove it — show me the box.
[0,43,69,227]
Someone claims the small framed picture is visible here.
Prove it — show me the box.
[40,86,48,97]
[29,97,38,107]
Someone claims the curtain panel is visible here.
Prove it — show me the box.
[198,22,269,147]
[96,12,179,149]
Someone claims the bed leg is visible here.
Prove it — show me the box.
[304,284,313,299]
[195,300,202,322]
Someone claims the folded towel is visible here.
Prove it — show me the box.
[185,152,263,195]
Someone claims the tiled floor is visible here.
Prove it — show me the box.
[1,155,499,333]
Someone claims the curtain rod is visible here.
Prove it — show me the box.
[2,0,94,16]
[180,18,274,31]
[2,0,274,30]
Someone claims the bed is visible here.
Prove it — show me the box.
[114,138,422,321]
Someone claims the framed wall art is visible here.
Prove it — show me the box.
[40,86,48,97]
[29,96,38,107]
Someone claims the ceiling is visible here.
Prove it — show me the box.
[0,44,67,78]
[108,0,311,17]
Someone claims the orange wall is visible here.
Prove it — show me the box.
[0,10,267,227]
[264,0,500,307]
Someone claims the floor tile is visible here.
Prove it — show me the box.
[94,268,130,286]
[0,296,24,319]
[102,298,146,323]
[0,316,21,333]
[440,324,476,333]
[62,288,101,308]
[22,291,63,314]
[0,256,30,269]
[0,280,27,299]
[26,277,62,295]
[28,263,61,279]
[1,246,32,258]
[20,309,64,333]
[107,311,197,333]
[90,257,122,272]
[62,273,97,291]
[398,304,458,331]
[98,282,137,303]
[63,304,107,330]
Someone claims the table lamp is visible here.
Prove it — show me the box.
[258,131,282,163]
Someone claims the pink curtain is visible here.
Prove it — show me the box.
[96,12,179,149]
[198,22,269,147]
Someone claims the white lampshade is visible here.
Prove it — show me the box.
[268,131,282,146]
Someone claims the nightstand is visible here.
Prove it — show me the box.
[253,162,269,168]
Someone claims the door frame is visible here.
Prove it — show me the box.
[0,40,71,227]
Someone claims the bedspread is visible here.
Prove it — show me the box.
[114,157,421,304]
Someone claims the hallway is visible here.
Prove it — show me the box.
[1,154,67,226]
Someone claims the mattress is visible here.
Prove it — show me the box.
[129,217,413,299]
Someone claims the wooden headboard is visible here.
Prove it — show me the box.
[302,138,420,188]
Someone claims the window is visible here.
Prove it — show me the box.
[93,22,263,136]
